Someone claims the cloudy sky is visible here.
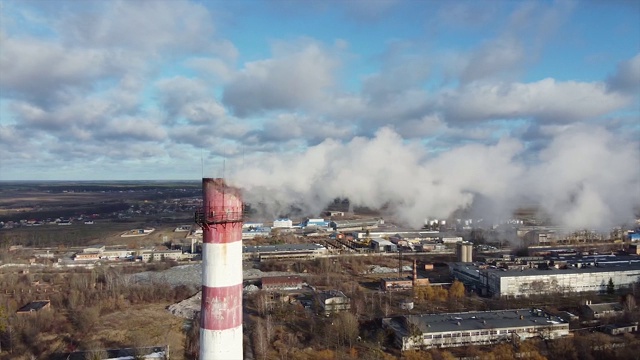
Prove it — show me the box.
[1,0,639,226]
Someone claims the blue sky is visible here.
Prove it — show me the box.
[0,0,639,181]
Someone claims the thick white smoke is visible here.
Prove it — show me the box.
[229,125,639,230]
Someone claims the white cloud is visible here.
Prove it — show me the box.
[186,57,236,82]
[0,34,132,104]
[254,113,353,144]
[60,0,219,55]
[156,77,226,124]
[223,41,339,116]
[441,78,631,123]
[361,42,431,101]
[459,37,525,84]
[100,116,167,142]
[607,53,640,94]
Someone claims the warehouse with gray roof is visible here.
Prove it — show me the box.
[383,308,569,351]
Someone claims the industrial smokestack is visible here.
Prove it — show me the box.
[196,178,243,360]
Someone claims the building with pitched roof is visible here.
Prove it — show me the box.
[16,300,51,315]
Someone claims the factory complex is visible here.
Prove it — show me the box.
[5,178,640,359]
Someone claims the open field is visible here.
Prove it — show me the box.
[0,181,200,223]
[87,303,185,360]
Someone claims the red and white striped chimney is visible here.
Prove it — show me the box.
[199,178,243,360]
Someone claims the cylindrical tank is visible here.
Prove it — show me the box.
[457,242,473,263]
[465,243,473,263]
[200,178,243,360]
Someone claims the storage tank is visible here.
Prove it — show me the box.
[457,242,473,263]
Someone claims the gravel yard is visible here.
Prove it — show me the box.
[130,263,303,288]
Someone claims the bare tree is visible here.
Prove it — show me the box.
[184,312,200,360]
[252,318,268,360]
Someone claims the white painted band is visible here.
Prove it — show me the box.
[202,241,243,288]
[200,326,243,360]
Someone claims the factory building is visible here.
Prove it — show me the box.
[353,230,439,241]
[273,218,293,228]
[303,218,329,228]
[243,222,264,229]
[523,230,557,246]
[242,226,271,239]
[243,243,328,261]
[261,276,304,291]
[442,236,464,244]
[381,277,430,291]
[383,308,569,351]
[382,260,430,291]
[582,301,624,319]
[329,218,381,231]
[371,238,397,252]
[138,249,183,262]
[315,290,351,315]
[451,262,640,298]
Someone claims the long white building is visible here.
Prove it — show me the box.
[273,218,293,228]
[383,308,569,351]
[451,262,640,297]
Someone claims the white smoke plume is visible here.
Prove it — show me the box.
[229,125,639,230]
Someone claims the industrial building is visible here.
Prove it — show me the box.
[582,301,624,319]
[604,323,638,335]
[243,222,264,229]
[523,230,557,246]
[381,260,430,291]
[242,226,271,239]
[381,277,430,291]
[74,245,134,261]
[329,218,381,231]
[371,238,397,252]
[273,218,293,228]
[138,249,183,262]
[442,236,463,244]
[261,276,304,291]
[302,218,329,228]
[352,230,439,241]
[315,290,351,315]
[451,262,640,297]
[243,243,328,261]
[383,308,569,351]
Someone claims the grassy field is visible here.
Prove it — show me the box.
[88,303,186,359]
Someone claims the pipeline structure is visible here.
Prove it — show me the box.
[195,178,244,360]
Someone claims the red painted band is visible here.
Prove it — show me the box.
[203,222,242,244]
[201,284,243,330]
